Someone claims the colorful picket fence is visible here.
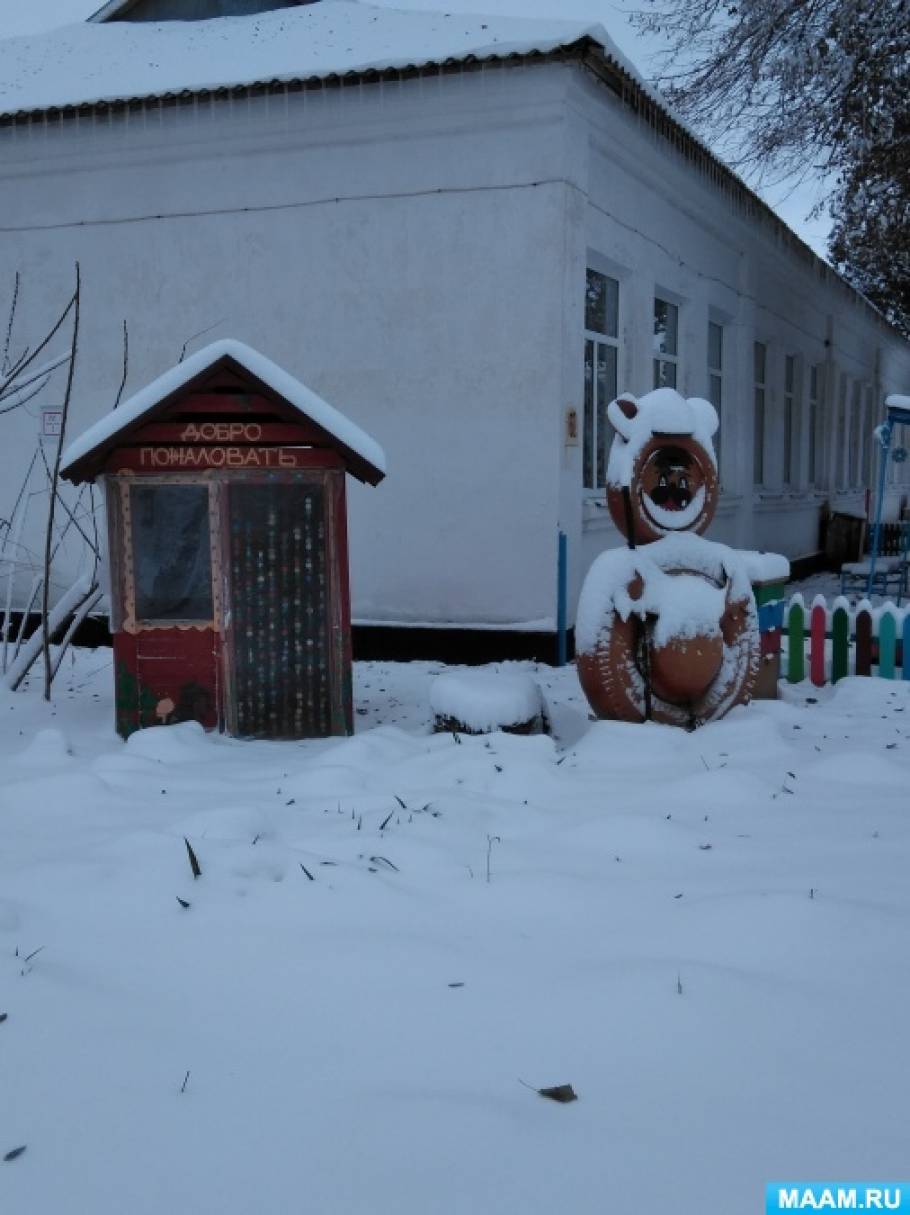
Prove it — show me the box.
[784,595,910,685]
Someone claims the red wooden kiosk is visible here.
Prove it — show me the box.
[60,340,385,740]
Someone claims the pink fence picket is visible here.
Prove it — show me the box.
[810,601,826,686]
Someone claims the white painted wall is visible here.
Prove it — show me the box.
[2,60,909,639]
[0,67,572,628]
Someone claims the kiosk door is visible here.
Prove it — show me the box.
[224,478,333,738]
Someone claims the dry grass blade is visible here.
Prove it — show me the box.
[184,837,202,879]
[3,1146,26,1162]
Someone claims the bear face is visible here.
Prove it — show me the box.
[605,389,719,545]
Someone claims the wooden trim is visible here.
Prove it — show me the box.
[331,470,353,734]
[62,355,383,486]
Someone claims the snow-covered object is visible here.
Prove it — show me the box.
[606,389,718,490]
[0,2,632,119]
[14,727,73,767]
[885,394,910,411]
[430,670,543,734]
[59,338,386,480]
[738,550,790,584]
[575,533,759,727]
[576,533,753,656]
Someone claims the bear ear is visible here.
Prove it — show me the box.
[607,393,639,439]
[689,396,719,439]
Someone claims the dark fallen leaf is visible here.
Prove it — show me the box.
[448,982,465,988]
[494,764,502,773]
[674,893,683,899]
[319,861,337,867]
[176,896,191,909]
[0,1013,7,1024]
[285,798,295,806]
[539,1084,578,1104]
[370,856,399,872]
[184,837,202,880]
[3,1146,26,1162]
[698,844,713,851]
[299,863,315,881]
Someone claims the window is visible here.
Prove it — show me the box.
[862,386,874,485]
[583,268,620,490]
[836,374,848,487]
[783,355,799,486]
[653,297,678,389]
[849,380,862,486]
[753,342,767,485]
[130,483,213,622]
[707,321,723,472]
[808,364,823,486]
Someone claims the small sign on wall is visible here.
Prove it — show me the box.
[41,408,64,442]
[565,406,579,447]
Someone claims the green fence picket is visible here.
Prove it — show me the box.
[787,599,805,683]
[832,605,850,683]
[878,610,897,679]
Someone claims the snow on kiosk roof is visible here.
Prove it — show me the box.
[59,339,386,486]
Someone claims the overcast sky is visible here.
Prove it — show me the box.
[0,0,832,256]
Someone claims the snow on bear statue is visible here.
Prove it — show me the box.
[576,388,759,727]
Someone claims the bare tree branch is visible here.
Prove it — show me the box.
[42,263,81,702]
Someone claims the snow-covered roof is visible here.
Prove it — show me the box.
[0,0,632,119]
[59,338,386,484]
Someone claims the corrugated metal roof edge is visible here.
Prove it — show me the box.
[0,36,903,343]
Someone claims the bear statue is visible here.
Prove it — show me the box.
[576,388,759,728]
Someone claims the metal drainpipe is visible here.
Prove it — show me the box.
[557,530,568,667]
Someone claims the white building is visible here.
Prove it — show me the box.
[1,0,908,659]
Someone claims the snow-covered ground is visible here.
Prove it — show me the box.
[788,567,907,610]
[2,650,909,1214]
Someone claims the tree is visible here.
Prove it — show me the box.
[632,0,910,335]
[0,269,103,696]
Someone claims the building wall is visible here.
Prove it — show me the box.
[0,67,573,628]
[556,69,910,622]
[2,59,909,641]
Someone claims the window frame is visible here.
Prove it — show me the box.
[753,341,768,487]
[114,475,220,634]
[653,295,680,390]
[807,363,824,488]
[583,265,621,494]
[783,354,800,488]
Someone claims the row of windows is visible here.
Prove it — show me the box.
[583,266,889,496]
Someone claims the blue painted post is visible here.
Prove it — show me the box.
[867,421,892,598]
[557,530,568,668]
